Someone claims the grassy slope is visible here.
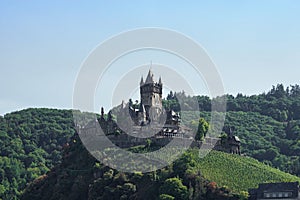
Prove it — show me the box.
[182,111,300,175]
[194,150,300,193]
[2,108,299,199]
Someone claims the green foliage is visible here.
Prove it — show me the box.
[3,83,300,199]
[222,84,300,122]
[173,151,196,177]
[0,108,76,199]
[166,84,300,122]
[195,118,209,141]
[21,135,300,200]
[159,194,175,200]
[195,150,300,194]
[180,109,300,176]
[159,178,188,200]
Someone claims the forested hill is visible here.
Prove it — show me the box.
[0,84,300,199]
[0,108,76,199]
[21,136,300,200]
[20,134,233,200]
[183,111,300,177]
[165,84,300,122]
[165,84,300,176]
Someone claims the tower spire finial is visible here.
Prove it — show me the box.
[145,68,154,83]
[140,76,144,85]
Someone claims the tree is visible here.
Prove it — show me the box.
[195,118,209,141]
[159,178,188,200]
[173,152,196,177]
[159,194,175,200]
[167,91,174,100]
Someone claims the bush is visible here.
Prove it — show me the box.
[159,194,175,200]
[159,177,188,200]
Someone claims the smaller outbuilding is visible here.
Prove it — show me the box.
[248,182,300,200]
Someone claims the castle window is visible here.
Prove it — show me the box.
[264,191,292,198]
[285,192,292,197]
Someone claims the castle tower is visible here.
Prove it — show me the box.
[140,70,163,122]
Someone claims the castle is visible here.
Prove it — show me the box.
[81,69,240,153]
[125,69,179,128]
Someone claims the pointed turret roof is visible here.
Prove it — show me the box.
[140,76,144,85]
[145,69,154,83]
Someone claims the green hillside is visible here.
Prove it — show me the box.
[0,91,299,199]
[194,150,300,193]
[20,138,300,200]
[182,111,300,176]
[0,108,77,200]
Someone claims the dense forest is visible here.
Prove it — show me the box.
[164,84,300,176]
[180,111,300,177]
[0,84,300,199]
[20,135,300,200]
[0,109,76,199]
[22,135,243,200]
[165,84,300,121]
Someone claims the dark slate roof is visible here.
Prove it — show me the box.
[249,182,300,199]
[257,181,299,192]
[145,69,154,83]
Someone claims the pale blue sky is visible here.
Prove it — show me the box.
[1,1,300,114]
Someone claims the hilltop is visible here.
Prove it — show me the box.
[20,136,300,200]
[0,84,300,199]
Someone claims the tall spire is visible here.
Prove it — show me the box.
[159,76,162,85]
[145,69,154,83]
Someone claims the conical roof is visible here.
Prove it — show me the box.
[145,69,154,83]
[140,76,144,85]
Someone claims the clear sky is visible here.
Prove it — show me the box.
[1,1,300,115]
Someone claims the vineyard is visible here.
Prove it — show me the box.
[193,150,300,194]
